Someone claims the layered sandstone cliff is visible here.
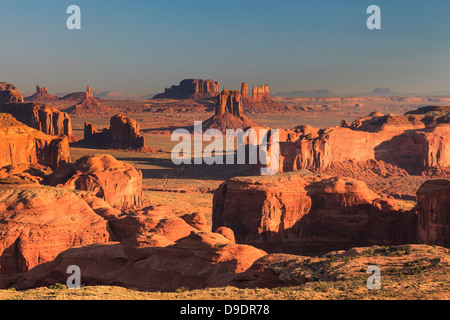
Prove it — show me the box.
[0,114,70,169]
[415,179,450,247]
[212,171,421,255]
[154,79,220,99]
[279,109,450,175]
[0,103,74,139]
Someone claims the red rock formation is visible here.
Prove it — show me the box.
[0,113,70,169]
[213,171,418,255]
[279,110,450,175]
[110,114,145,149]
[241,83,249,99]
[0,83,74,139]
[24,86,59,102]
[82,114,145,150]
[0,82,24,104]
[0,103,74,140]
[154,79,220,99]
[49,154,143,208]
[83,123,99,140]
[61,86,95,101]
[86,86,93,98]
[241,82,283,112]
[415,179,450,247]
[0,183,110,276]
[181,212,209,232]
[5,231,266,291]
[202,89,260,132]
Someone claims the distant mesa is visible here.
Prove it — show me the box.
[370,88,395,95]
[202,88,260,132]
[25,85,59,102]
[82,114,146,151]
[153,79,221,100]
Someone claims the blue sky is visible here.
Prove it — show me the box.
[1,0,450,95]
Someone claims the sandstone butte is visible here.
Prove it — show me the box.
[202,89,260,132]
[64,86,111,116]
[153,79,221,100]
[0,113,70,169]
[240,82,284,112]
[83,114,145,150]
[212,170,450,256]
[24,85,59,103]
[278,107,450,175]
[0,82,75,141]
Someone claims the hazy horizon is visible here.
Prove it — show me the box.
[2,0,450,96]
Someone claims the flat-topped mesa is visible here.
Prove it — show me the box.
[0,82,24,104]
[216,89,243,117]
[0,113,70,169]
[25,85,59,102]
[153,79,220,99]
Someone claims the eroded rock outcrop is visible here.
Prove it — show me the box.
[24,86,58,102]
[241,82,283,112]
[0,114,70,169]
[213,171,418,255]
[48,154,143,208]
[154,79,220,100]
[0,103,74,139]
[4,230,266,291]
[416,179,450,247]
[82,114,145,150]
[0,82,24,104]
[279,109,450,175]
[0,184,110,276]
